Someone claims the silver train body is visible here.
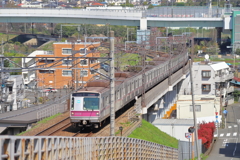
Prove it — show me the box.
[70,52,189,128]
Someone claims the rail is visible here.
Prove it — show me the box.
[0,136,178,160]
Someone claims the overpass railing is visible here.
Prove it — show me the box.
[0,136,178,160]
[0,8,143,18]
[147,6,224,18]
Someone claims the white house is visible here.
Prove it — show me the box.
[2,75,25,111]
[176,95,221,124]
[22,50,53,89]
[179,60,234,107]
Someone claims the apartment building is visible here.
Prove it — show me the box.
[0,75,25,112]
[35,41,101,89]
[177,59,234,121]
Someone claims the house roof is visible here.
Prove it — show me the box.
[233,77,240,82]
[210,62,229,71]
[91,2,104,6]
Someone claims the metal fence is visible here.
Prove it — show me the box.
[0,136,178,160]
[37,102,68,121]
[178,139,202,160]
[147,6,224,18]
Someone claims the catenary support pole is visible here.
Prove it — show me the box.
[110,31,115,136]
[189,58,200,160]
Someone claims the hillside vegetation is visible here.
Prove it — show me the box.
[128,119,178,148]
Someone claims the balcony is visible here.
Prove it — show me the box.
[227,86,234,93]
[214,72,234,82]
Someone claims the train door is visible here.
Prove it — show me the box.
[73,97,84,111]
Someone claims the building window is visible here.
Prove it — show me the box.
[62,70,72,76]
[79,48,87,55]
[62,59,72,66]
[39,70,54,73]
[202,70,211,78]
[80,59,88,66]
[62,48,72,55]
[90,59,97,64]
[190,105,201,112]
[39,59,54,63]
[90,69,96,74]
[202,84,211,92]
[80,70,88,77]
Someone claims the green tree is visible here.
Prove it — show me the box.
[235,48,240,55]
[148,4,154,9]
[186,0,194,6]
[142,1,148,5]
[176,2,185,6]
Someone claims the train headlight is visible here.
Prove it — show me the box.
[96,112,99,116]
[82,120,87,125]
[71,108,74,110]
[71,112,74,115]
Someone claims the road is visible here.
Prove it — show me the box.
[207,103,240,160]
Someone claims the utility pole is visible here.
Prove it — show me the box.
[72,42,76,90]
[0,56,4,113]
[189,58,200,160]
[110,31,115,136]
[141,43,146,108]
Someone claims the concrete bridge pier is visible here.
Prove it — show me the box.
[137,18,150,44]
[145,85,179,123]
[216,27,223,46]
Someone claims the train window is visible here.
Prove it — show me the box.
[72,93,99,96]
[106,96,109,104]
[117,90,120,99]
[102,97,104,107]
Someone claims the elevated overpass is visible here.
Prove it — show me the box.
[0,6,231,29]
[0,6,237,45]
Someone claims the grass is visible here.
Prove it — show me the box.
[17,113,61,136]
[128,119,178,148]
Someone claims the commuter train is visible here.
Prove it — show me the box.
[70,51,189,129]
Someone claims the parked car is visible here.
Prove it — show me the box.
[39,88,51,93]
[39,88,57,93]
[47,87,58,92]
[100,63,110,72]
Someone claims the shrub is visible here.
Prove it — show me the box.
[198,122,215,149]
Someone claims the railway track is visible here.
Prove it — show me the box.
[93,106,136,137]
[73,131,93,137]
[35,117,70,136]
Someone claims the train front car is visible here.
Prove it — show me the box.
[70,91,101,129]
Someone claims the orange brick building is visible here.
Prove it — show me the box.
[36,41,101,89]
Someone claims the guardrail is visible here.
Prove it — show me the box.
[0,136,178,160]
[0,8,143,18]
[146,6,224,18]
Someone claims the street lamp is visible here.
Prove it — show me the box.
[119,126,123,136]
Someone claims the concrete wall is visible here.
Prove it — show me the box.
[152,119,194,142]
